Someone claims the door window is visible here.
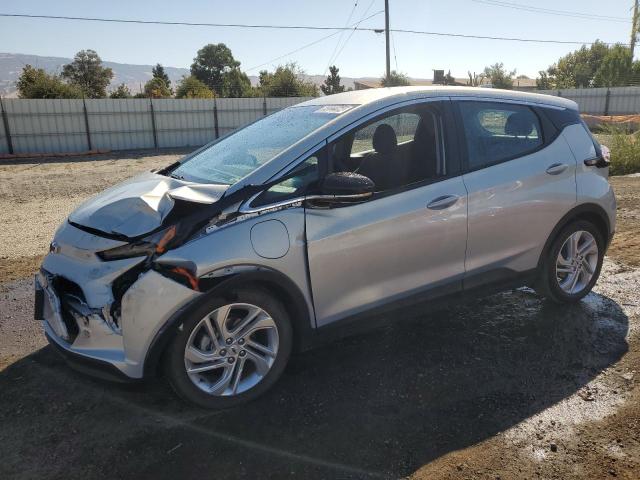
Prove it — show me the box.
[251,153,320,207]
[330,105,446,192]
[458,101,543,169]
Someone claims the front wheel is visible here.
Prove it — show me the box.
[164,289,292,409]
[537,220,604,303]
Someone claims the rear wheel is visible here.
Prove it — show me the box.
[164,289,292,409]
[537,220,604,303]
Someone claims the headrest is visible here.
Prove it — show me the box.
[505,112,535,137]
[372,124,398,154]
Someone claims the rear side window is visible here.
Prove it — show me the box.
[458,101,543,169]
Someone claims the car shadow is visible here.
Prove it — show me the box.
[0,288,629,479]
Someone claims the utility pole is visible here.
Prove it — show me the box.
[385,0,391,80]
[632,0,639,59]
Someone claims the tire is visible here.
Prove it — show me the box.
[537,220,605,303]
[164,288,292,409]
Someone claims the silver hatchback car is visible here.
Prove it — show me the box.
[36,87,616,408]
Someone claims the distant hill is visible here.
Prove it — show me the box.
[0,52,191,97]
[0,52,429,97]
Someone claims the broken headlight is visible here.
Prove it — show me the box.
[97,225,178,261]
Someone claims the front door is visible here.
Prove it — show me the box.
[305,100,468,327]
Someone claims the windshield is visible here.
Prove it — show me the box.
[171,105,352,185]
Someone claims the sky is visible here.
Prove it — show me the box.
[0,0,636,79]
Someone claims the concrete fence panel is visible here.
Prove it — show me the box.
[537,86,640,115]
[0,96,313,156]
[607,87,640,115]
[3,99,88,154]
[86,98,155,151]
[152,98,216,148]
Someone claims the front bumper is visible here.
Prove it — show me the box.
[37,222,201,379]
[37,267,200,379]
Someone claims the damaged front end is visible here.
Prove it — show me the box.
[37,173,253,379]
[38,219,204,378]
[38,165,300,379]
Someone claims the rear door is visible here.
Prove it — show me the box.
[455,99,578,285]
[305,99,468,327]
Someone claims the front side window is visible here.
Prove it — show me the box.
[251,152,321,207]
[330,104,446,192]
[458,101,543,169]
[171,105,351,185]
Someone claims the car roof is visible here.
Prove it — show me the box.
[298,85,578,111]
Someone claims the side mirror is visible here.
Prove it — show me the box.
[584,156,610,168]
[322,172,375,195]
[307,172,375,207]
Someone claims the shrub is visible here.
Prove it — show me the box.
[596,127,640,175]
[175,76,214,98]
[17,65,83,99]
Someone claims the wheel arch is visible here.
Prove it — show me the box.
[537,203,611,271]
[142,266,315,378]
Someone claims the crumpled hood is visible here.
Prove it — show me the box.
[69,171,229,238]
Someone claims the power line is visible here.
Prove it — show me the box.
[0,12,629,46]
[246,10,383,72]
[392,29,629,46]
[391,31,399,71]
[471,0,631,23]
[323,1,360,77]
[0,12,383,32]
[330,0,378,67]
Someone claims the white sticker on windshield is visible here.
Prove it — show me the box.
[314,105,353,114]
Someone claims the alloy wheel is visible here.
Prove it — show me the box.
[555,230,599,295]
[184,303,279,396]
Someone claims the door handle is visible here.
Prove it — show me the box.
[546,163,568,175]
[427,195,459,210]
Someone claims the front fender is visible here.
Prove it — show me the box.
[142,265,316,378]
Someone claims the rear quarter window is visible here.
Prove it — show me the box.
[458,101,543,169]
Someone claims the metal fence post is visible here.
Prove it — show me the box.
[262,95,267,116]
[149,98,158,148]
[213,95,220,139]
[0,96,14,154]
[82,97,93,151]
[604,88,611,116]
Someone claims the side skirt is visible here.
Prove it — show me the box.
[304,268,538,350]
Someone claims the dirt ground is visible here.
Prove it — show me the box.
[0,150,639,479]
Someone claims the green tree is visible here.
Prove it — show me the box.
[109,83,132,98]
[191,43,241,96]
[536,71,554,90]
[223,68,252,97]
[483,63,516,89]
[541,40,610,89]
[175,76,214,98]
[593,45,633,87]
[467,71,486,87]
[321,65,345,95]
[259,63,318,97]
[61,49,113,98]
[16,65,83,99]
[381,70,410,87]
[143,77,172,98]
[152,63,171,89]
